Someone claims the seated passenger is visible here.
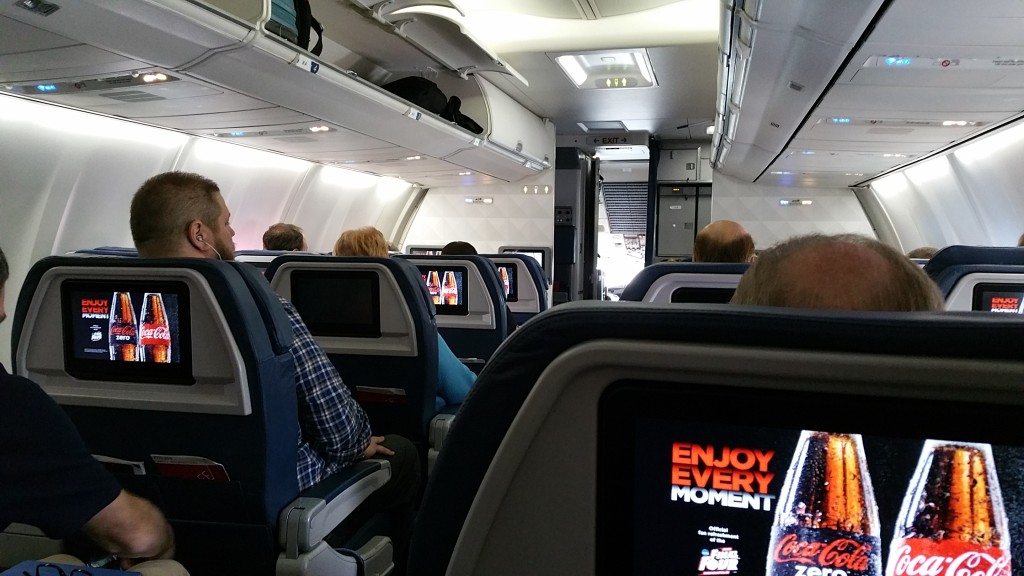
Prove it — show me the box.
[129,172,420,574]
[262,222,307,251]
[730,233,944,311]
[906,246,938,259]
[693,220,755,263]
[0,245,186,576]
[334,227,477,412]
[439,239,518,335]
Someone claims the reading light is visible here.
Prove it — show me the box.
[555,55,588,87]
[706,126,715,135]
[405,155,422,160]
[942,120,968,126]
[779,199,813,206]
[458,171,472,176]
[465,197,493,204]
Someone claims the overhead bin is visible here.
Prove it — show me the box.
[349,0,527,84]
[0,0,552,185]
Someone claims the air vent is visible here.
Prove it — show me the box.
[274,136,317,143]
[100,91,166,103]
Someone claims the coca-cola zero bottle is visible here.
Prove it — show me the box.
[442,270,458,305]
[427,270,441,305]
[767,430,882,576]
[108,291,138,361]
[139,292,171,363]
[886,440,1010,576]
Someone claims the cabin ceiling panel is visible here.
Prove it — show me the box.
[848,68,1024,89]
[784,140,942,155]
[0,15,77,53]
[820,85,1024,114]
[799,124,984,145]
[770,154,919,176]
[757,172,869,189]
[862,0,1024,46]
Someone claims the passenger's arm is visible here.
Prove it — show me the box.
[82,489,175,561]
[282,299,372,469]
[436,334,476,406]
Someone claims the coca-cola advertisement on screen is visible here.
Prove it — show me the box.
[67,287,182,364]
[617,418,1024,576]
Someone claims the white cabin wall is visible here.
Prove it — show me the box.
[0,95,416,366]
[402,172,555,254]
[864,122,1024,252]
[710,172,876,250]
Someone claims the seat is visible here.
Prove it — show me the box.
[923,245,1024,310]
[408,301,1024,576]
[264,254,442,468]
[481,253,549,325]
[68,246,139,257]
[619,262,749,303]
[394,255,508,367]
[10,256,394,576]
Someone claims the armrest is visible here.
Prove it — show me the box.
[278,459,391,558]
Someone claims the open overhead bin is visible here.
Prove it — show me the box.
[0,0,552,185]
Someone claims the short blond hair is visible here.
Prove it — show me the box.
[333,226,389,257]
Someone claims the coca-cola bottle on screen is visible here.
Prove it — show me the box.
[499,266,510,297]
[886,441,1010,576]
[427,271,441,305]
[767,430,882,576]
[442,271,458,305]
[108,291,138,361]
[139,292,172,363]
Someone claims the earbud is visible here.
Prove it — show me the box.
[196,234,204,242]
[199,238,222,260]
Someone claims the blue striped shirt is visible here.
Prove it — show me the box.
[279,297,371,490]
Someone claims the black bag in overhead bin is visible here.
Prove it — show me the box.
[382,77,449,115]
[382,77,485,134]
[442,95,484,134]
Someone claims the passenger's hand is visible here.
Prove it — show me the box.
[361,435,395,458]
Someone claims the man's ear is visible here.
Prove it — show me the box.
[186,221,205,251]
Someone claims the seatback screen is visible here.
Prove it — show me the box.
[496,264,518,303]
[973,283,1024,314]
[418,266,468,316]
[598,382,1024,576]
[61,280,193,385]
[290,270,381,338]
[670,286,736,304]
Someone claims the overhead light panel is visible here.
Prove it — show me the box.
[552,49,658,90]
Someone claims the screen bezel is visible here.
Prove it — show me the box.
[596,380,1024,576]
[418,265,470,316]
[505,249,545,269]
[971,282,1024,313]
[289,269,382,338]
[60,279,194,385]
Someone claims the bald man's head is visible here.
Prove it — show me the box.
[693,220,754,263]
[731,234,944,311]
